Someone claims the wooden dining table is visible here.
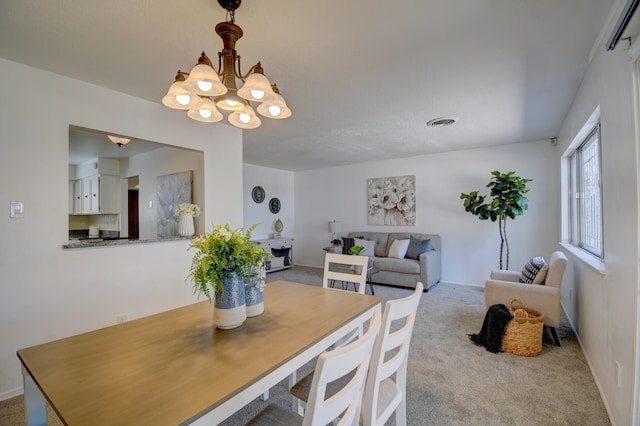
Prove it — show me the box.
[17,280,381,425]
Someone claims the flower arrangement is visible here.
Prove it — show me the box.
[174,203,201,218]
[188,224,270,301]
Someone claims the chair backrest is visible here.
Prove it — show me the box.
[303,308,381,426]
[362,282,423,426]
[544,251,568,288]
[322,252,369,294]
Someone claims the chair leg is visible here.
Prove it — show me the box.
[548,326,561,347]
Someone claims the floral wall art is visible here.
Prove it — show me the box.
[367,175,416,226]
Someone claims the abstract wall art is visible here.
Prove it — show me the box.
[156,170,193,238]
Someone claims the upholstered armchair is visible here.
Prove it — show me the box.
[484,251,568,346]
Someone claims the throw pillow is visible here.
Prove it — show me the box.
[405,236,432,260]
[341,237,355,256]
[518,256,549,284]
[388,239,410,259]
[354,238,376,257]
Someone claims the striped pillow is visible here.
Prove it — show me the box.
[518,256,549,284]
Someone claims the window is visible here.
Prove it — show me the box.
[569,124,603,258]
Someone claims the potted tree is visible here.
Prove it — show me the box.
[460,171,532,270]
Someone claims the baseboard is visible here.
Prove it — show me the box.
[560,301,615,425]
[0,386,23,401]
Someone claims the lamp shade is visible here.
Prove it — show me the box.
[215,88,247,111]
[187,97,224,123]
[228,104,261,129]
[162,74,204,110]
[237,63,276,103]
[256,91,292,119]
[328,221,342,234]
[184,55,227,97]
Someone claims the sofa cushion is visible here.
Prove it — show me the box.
[373,257,420,274]
[354,238,376,257]
[388,239,410,259]
[405,236,431,260]
[518,256,549,284]
[341,237,355,255]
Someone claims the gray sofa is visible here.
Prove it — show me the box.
[345,231,441,291]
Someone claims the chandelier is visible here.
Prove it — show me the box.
[162,0,291,130]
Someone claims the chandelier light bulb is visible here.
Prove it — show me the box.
[250,89,265,100]
[176,94,191,106]
[197,81,213,92]
[200,109,213,119]
[268,105,281,117]
[239,112,251,124]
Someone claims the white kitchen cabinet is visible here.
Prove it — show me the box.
[69,175,120,214]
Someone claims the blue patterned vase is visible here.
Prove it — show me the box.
[213,271,246,329]
[245,276,264,317]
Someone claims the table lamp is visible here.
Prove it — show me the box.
[328,220,342,246]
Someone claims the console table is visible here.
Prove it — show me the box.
[252,237,293,272]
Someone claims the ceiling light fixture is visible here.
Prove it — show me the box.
[162,0,292,129]
[426,117,458,127]
[108,135,131,147]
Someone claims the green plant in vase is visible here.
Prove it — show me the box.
[188,224,270,301]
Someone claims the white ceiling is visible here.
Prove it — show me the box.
[0,0,622,171]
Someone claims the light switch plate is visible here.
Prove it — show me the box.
[10,201,24,218]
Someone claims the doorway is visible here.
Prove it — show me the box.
[127,176,139,240]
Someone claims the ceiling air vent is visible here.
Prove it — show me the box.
[427,117,458,127]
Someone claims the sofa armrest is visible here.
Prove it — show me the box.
[489,269,521,282]
[419,250,441,289]
[485,279,561,327]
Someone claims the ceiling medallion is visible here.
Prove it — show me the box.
[162,0,291,130]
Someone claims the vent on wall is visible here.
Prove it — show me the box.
[427,117,458,127]
[606,0,639,51]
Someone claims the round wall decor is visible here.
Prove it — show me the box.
[269,197,281,214]
[251,186,265,203]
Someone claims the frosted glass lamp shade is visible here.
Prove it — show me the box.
[184,63,227,96]
[237,66,276,103]
[187,97,223,122]
[162,79,203,110]
[257,92,292,119]
[215,88,247,111]
[228,104,261,129]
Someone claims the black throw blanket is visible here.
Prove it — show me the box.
[469,304,513,353]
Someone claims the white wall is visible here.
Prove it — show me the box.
[556,43,639,424]
[293,140,560,286]
[0,58,243,398]
[243,164,294,240]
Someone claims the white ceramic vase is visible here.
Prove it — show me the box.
[178,213,195,237]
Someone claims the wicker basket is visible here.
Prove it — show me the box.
[501,298,544,356]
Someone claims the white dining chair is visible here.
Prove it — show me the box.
[290,282,424,426]
[361,281,423,426]
[322,252,369,294]
[245,308,381,426]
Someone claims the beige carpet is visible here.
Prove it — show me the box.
[0,266,610,425]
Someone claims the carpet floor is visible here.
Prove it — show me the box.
[0,266,610,425]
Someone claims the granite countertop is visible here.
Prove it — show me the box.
[63,236,193,249]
